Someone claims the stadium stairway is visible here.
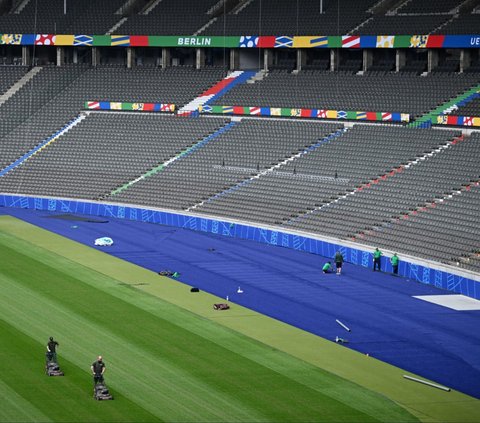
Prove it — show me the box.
[0,114,86,177]
[187,127,348,211]
[107,120,238,197]
[349,133,466,241]
[285,131,463,226]
[178,70,256,115]
[0,67,42,107]
[409,82,480,128]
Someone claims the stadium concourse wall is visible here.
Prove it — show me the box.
[1,193,479,300]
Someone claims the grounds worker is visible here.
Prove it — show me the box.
[373,247,383,271]
[47,337,59,362]
[91,356,106,384]
[391,253,399,275]
[322,261,333,274]
[334,251,344,275]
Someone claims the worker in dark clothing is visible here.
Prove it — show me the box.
[373,247,382,271]
[47,337,59,362]
[91,356,106,385]
[334,251,344,275]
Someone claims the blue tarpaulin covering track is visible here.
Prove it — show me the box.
[1,206,480,399]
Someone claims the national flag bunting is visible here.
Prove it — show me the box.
[275,36,293,48]
[376,35,394,48]
[410,35,428,48]
[317,109,327,118]
[309,36,328,48]
[35,34,55,45]
[382,112,392,121]
[111,35,130,46]
[342,35,360,48]
[0,34,22,44]
[74,35,93,46]
[239,36,258,48]
[270,108,282,116]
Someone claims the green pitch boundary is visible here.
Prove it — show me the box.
[1,216,479,422]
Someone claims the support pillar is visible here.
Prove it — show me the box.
[127,47,135,68]
[263,49,273,71]
[296,49,306,71]
[460,49,471,73]
[396,49,406,72]
[363,49,373,72]
[229,49,239,71]
[330,49,338,71]
[22,46,31,66]
[73,48,78,64]
[428,49,439,73]
[196,48,205,69]
[56,46,64,67]
[161,47,170,68]
[92,47,100,67]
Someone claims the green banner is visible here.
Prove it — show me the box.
[92,35,111,46]
[148,36,240,48]
[393,35,411,48]
[328,36,342,48]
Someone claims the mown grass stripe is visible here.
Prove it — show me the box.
[0,239,386,422]
[0,378,51,423]
[2,216,479,422]
[0,272,262,422]
[0,320,159,423]
[0,231,414,422]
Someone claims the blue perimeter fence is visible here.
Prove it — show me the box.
[1,194,478,300]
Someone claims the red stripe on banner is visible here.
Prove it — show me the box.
[258,36,276,48]
[130,35,149,47]
[143,103,155,111]
[301,108,312,117]
[203,78,235,96]
[342,36,359,47]
[233,106,244,114]
[366,112,377,121]
[426,35,445,48]
[447,115,459,125]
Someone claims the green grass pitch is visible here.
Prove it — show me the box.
[1,216,479,422]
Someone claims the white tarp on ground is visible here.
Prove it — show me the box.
[413,295,480,311]
[94,237,114,246]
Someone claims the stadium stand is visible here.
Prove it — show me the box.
[211,70,480,118]
[0,66,86,159]
[0,66,29,94]
[194,125,460,224]
[0,66,226,170]
[396,0,465,14]
[113,0,219,35]
[0,0,479,273]
[110,119,342,209]
[437,14,480,34]
[449,96,480,116]
[352,15,451,35]
[0,0,127,34]
[203,0,377,36]
[0,114,227,199]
